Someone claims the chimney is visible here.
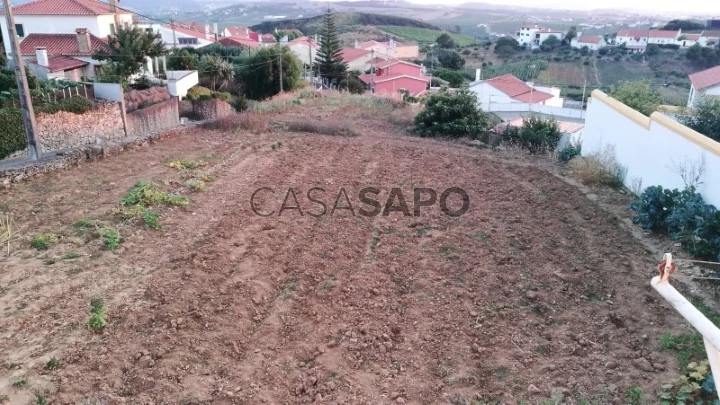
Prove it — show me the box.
[475,68,481,82]
[354,39,359,48]
[35,47,49,67]
[76,28,90,53]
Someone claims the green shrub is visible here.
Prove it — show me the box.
[31,233,58,250]
[503,116,562,154]
[232,95,248,112]
[186,86,212,100]
[88,297,106,330]
[212,91,232,102]
[35,96,94,115]
[557,138,582,162]
[198,94,213,101]
[130,76,153,90]
[339,75,367,94]
[0,108,26,159]
[414,88,491,138]
[98,227,122,251]
[631,186,681,232]
[432,68,465,87]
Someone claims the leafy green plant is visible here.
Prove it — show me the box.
[35,394,47,405]
[45,357,61,370]
[660,360,714,404]
[73,219,94,228]
[98,227,122,251]
[631,186,681,232]
[503,116,562,154]
[166,158,206,170]
[0,107,26,159]
[31,233,58,250]
[414,88,491,138]
[62,251,80,260]
[185,179,206,192]
[626,386,644,405]
[557,138,582,162]
[88,297,107,331]
[141,209,161,229]
[12,378,27,388]
[271,141,283,150]
[198,172,216,182]
[232,95,248,112]
[186,86,212,100]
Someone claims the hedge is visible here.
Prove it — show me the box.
[0,108,27,159]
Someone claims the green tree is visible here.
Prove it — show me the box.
[314,8,347,83]
[682,99,720,141]
[414,88,491,138]
[610,81,663,116]
[564,26,577,43]
[93,26,166,85]
[168,49,200,71]
[435,33,456,49]
[540,35,561,52]
[494,37,519,58]
[645,43,660,56]
[437,49,465,70]
[663,19,706,31]
[240,47,302,100]
[503,116,562,154]
[686,43,720,68]
[339,74,366,94]
[200,54,234,91]
[432,68,465,87]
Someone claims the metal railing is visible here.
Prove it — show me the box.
[651,253,720,400]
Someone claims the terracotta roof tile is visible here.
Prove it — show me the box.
[224,26,252,38]
[19,33,109,56]
[165,23,215,41]
[486,74,553,103]
[288,36,317,49]
[577,35,603,44]
[340,47,370,62]
[261,34,276,43]
[617,29,650,38]
[217,37,260,48]
[649,29,679,39]
[0,0,129,15]
[684,34,702,41]
[689,65,720,90]
[27,54,88,72]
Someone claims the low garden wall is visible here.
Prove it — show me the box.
[126,97,180,137]
[193,98,234,120]
[36,101,125,151]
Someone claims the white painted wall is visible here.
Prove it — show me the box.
[166,70,199,99]
[289,43,316,66]
[616,35,648,47]
[93,82,124,102]
[469,82,515,106]
[583,90,720,206]
[570,39,605,51]
[481,101,586,119]
[0,13,132,57]
[532,85,564,108]
[688,84,720,108]
[137,24,214,49]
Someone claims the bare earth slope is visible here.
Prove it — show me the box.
[0,95,688,404]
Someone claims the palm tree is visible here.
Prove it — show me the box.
[200,54,235,92]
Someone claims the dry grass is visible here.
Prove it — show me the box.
[201,113,270,134]
[286,121,360,137]
[0,213,20,256]
[569,145,627,189]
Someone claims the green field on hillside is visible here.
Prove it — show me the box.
[377,26,479,46]
[477,59,548,81]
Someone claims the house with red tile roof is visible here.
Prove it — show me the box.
[679,33,702,48]
[0,0,132,59]
[356,60,429,97]
[514,24,564,48]
[136,22,216,49]
[687,65,720,108]
[699,31,720,47]
[615,28,650,51]
[648,29,681,45]
[217,37,260,49]
[222,26,254,39]
[19,28,110,80]
[469,74,558,109]
[287,36,317,66]
[340,47,391,71]
[570,35,607,51]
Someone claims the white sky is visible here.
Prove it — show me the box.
[399,0,720,14]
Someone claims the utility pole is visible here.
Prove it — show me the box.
[170,18,177,50]
[3,0,40,160]
[278,52,283,93]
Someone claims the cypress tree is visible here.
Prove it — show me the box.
[314,8,348,83]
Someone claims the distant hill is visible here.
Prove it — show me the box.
[250,12,440,36]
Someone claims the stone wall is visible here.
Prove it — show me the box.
[125,87,172,112]
[126,97,180,137]
[193,98,234,121]
[35,101,125,152]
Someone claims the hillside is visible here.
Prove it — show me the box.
[250,12,439,35]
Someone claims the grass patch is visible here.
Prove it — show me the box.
[12,378,27,388]
[166,158,206,170]
[185,179,207,192]
[62,251,80,260]
[72,219,94,228]
[626,386,643,405]
[45,357,61,370]
[661,331,704,370]
[98,227,122,251]
[116,181,189,229]
[88,297,106,331]
[198,172,216,182]
[270,140,283,150]
[569,145,627,189]
[30,233,58,250]
[287,121,360,137]
[534,345,550,356]
[377,25,478,46]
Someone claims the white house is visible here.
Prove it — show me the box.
[648,29,681,45]
[615,28,649,50]
[287,36,317,66]
[678,33,701,48]
[699,31,720,47]
[571,35,607,51]
[339,47,391,72]
[514,24,563,48]
[469,74,556,109]
[687,65,720,108]
[138,22,216,49]
[20,28,109,80]
[0,0,133,59]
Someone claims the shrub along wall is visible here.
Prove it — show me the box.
[0,108,26,159]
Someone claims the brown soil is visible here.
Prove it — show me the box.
[0,95,694,404]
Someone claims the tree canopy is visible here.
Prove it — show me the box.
[240,47,302,100]
[494,37,520,58]
[432,68,465,87]
[200,54,234,91]
[686,43,720,68]
[663,19,706,31]
[540,35,561,52]
[414,88,491,138]
[437,49,465,70]
[610,81,663,116]
[435,33,456,49]
[682,99,720,142]
[314,9,348,82]
[93,26,166,84]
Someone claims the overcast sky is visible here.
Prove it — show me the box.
[399,0,720,14]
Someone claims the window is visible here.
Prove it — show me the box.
[178,37,198,45]
[15,24,24,38]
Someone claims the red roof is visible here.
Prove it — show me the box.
[224,26,252,38]
[165,23,214,41]
[649,29,679,39]
[0,0,130,15]
[358,73,429,84]
[375,58,423,70]
[702,30,720,38]
[27,54,87,72]
[358,40,389,50]
[288,36,318,49]
[617,29,650,38]
[19,33,109,56]
[689,65,720,90]
[340,47,370,62]
[684,34,702,41]
[261,34,276,43]
[486,74,553,103]
[217,37,260,48]
[577,35,603,44]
